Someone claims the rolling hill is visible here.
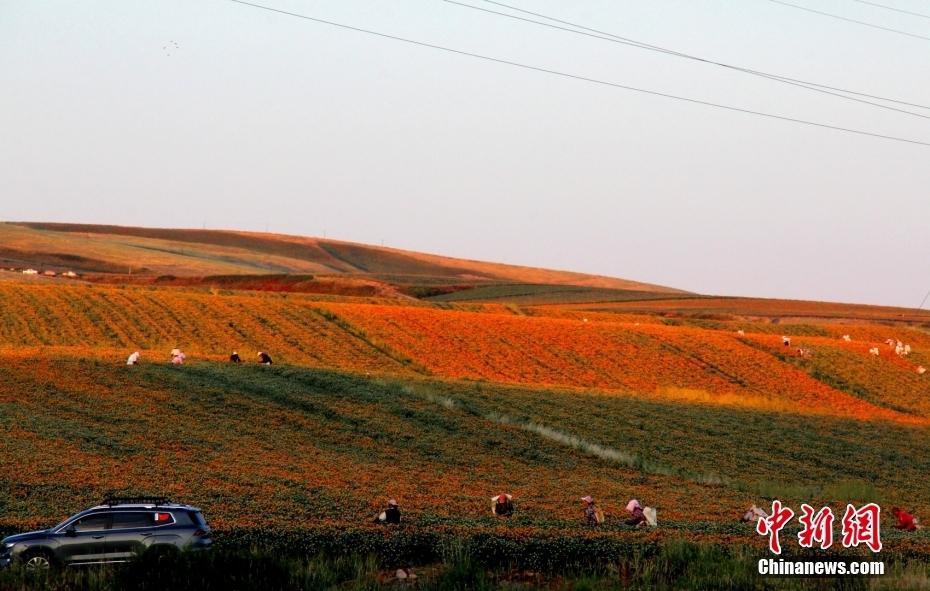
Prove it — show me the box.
[3,222,930,581]
[0,222,682,300]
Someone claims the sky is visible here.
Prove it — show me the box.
[1,0,929,306]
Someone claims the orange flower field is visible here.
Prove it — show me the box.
[2,280,930,557]
[1,282,928,423]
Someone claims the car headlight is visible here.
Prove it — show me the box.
[3,542,13,550]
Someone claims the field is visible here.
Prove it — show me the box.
[1,282,928,424]
[423,283,697,305]
[559,296,930,324]
[2,356,930,588]
[4,357,930,542]
[2,225,930,587]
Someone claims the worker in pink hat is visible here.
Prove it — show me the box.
[625,499,646,526]
[374,498,401,524]
[582,496,603,525]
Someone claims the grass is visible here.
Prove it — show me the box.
[1,541,927,590]
[426,284,678,305]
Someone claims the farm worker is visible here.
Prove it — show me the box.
[625,499,657,527]
[229,351,241,363]
[581,496,603,526]
[892,507,921,531]
[491,494,514,518]
[126,351,140,366]
[374,499,401,524]
[170,349,186,365]
[258,351,273,365]
[741,504,768,523]
[625,499,646,526]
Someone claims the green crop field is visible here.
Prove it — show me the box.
[425,283,684,305]
[2,357,929,588]
[3,358,929,546]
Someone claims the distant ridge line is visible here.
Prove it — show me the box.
[6,221,686,294]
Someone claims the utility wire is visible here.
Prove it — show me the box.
[223,0,930,148]
[918,289,930,310]
[766,0,930,41]
[475,0,930,112]
[849,0,930,20]
[445,0,930,120]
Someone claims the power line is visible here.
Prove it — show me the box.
[766,0,930,41]
[475,0,930,112]
[849,0,930,20]
[444,0,930,120]
[222,0,930,148]
[919,288,930,310]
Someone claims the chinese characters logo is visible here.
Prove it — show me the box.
[756,501,881,554]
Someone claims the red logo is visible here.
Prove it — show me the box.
[757,501,882,554]
[841,503,882,553]
[797,504,834,550]
[756,500,795,555]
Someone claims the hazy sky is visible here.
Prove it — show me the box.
[2,0,929,306]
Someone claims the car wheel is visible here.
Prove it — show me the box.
[22,550,53,573]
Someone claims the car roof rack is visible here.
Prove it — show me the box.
[101,496,172,507]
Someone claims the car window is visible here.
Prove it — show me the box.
[73,513,111,532]
[191,511,208,528]
[111,512,153,529]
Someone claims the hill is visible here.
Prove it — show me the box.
[0,222,682,300]
[3,224,930,584]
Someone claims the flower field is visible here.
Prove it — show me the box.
[0,357,736,531]
[0,283,417,375]
[3,279,930,564]
[2,357,930,556]
[555,296,930,324]
[1,282,928,424]
[319,302,926,423]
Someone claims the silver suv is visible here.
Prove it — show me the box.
[1,497,212,571]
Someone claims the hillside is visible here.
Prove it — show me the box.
[1,281,928,424]
[3,225,930,576]
[3,358,930,554]
[559,296,930,324]
[0,222,682,299]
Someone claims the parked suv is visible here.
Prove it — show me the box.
[1,497,212,571]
